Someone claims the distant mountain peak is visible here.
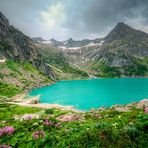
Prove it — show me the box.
[32,37,45,42]
[116,22,128,27]
[68,38,73,41]
[50,38,56,42]
[114,22,134,31]
[0,12,9,24]
[105,22,136,42]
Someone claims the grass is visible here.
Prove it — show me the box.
[51,64,88,80]
[0,60,52,92]
[35,43,89,80]
[88,56,148,77]
[0,104,148,147]
[0,104,42,120]
[0,82,22,98]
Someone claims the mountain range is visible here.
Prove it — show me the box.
[33,22,148,77]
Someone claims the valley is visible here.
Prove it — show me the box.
[1,11,148,98]
[0,10,148,148]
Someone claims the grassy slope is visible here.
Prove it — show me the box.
[0,104,147,147]
[36,43,89,80]
[52,64,88,80]
[0,60,52,97]
[87,56,148,78]
[0,82,22,98]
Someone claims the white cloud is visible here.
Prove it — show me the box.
[39,2,66,29]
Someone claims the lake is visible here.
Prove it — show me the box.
[29,78,148,111]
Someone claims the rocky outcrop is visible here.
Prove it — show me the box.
[107,99,148,113]
[105,22,148,43]
[136,99,148,108]
[14,114,40,121]
[26,97,40,104]
[0,12,57,80]
[57,114,83,122]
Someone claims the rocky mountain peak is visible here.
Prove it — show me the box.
[105,22,138,42]
[0,12,9,25]
[67,38,73,41]
[0,12,57,80]
[0,12,10,37]
[32,37,45,42]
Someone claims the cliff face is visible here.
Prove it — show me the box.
[0,12,56,80]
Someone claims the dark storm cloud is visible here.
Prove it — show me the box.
[0,0,148,40]
[65,0,148,36]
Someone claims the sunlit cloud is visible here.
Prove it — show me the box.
[39,2,66,29]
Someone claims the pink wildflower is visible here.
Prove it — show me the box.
[0,129,5,137]
[145,106,148,114]
[43,119,53,126]
[3,126,14,135]
[54,123,61,127]
[25,115,32,120]
[33,130,45,140]
[0,126,14,137]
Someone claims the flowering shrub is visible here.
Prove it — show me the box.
[43,119,53,126]
[54,123,61,127]
[0,126,14,137]
[33,130,45,140]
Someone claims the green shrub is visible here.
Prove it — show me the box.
[45,108,54,114]
[0,82,22,97]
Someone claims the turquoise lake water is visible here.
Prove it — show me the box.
[29,78,148,111]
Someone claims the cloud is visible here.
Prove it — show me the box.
[0,0,148,40]
[39,2,66,29]
[63,0,148,37]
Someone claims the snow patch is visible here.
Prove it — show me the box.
[42,40,53,44]
[58,46,81,50]
[99,40,104,46]
[58,40,105,51]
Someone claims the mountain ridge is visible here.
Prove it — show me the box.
[33,22,148,49]
[0,12,57,80]
[33,22,148,77]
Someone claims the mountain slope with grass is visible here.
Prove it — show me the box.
[0,12,57,80]
[49,23,148,77]
[34,42,88,80]
[87,23,148,77]
[36,23,148,77]
[0,60,52,98]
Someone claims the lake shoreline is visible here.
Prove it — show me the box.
[29,78,148,110]
[11,93,83,112]
[11,92,148,113]
[11,78,148,112]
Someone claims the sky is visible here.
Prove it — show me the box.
[0,0,148,40]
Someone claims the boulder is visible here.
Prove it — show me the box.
[57,114,83,122]
[26,96,40,104]
[136,99,148,109]
[14,114,40,121]
[115,107,130,112]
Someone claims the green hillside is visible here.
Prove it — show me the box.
[0,60,52,97]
